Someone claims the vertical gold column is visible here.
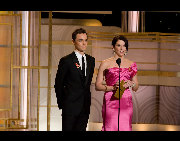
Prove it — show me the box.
[10,21,14,112]
[26,11,31,129]
[18,13,22,120]
[156,33,160,124]
[141,11,145,32]
[37,11,41,131]
[21,11,29,128]
[121,11,128,32]
[128,11,140,32]
[122,11,145,33]
[47,11,52,131]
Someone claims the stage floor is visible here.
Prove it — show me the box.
[87,122,180,131]
[1,122,180,131]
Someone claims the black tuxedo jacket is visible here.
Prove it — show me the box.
[54,52,95,116]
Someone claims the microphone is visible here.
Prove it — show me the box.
[116,58,121,67]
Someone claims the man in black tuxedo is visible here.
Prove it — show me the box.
[54,28,95,131]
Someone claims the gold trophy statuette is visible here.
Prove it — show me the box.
[114,80,126,99]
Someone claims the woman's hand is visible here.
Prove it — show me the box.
[123,80,135,88]
[112,81,119,91]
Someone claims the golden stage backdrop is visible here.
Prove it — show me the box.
[1,11,180,131]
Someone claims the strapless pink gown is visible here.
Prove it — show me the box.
[102,62,137,131]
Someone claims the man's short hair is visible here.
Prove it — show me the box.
[72,28,88,41]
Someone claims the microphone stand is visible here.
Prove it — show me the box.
[118,64,121,131]
[116,58,121,131]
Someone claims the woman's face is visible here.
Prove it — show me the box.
[113,40,127,57]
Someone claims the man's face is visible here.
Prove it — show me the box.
[72,33,88,53]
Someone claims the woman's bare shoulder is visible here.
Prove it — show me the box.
[100,57,114,68]
[125,58,134,65]
[102,57,114,63]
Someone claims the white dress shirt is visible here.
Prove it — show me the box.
[74,50,87,76]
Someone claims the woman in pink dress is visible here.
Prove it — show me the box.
[95,35,139,131]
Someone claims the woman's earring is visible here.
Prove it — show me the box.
[112,49,115,54]
[124,52,127,55]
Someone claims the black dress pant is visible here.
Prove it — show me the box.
[62,107,89,131]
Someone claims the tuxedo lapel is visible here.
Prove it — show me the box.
[71,52,85,86]
[85,54,91,85]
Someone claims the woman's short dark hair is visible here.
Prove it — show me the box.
[112,35,128,51]
[72,28,88,41]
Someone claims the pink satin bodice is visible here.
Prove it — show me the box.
[105,62,137,86]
